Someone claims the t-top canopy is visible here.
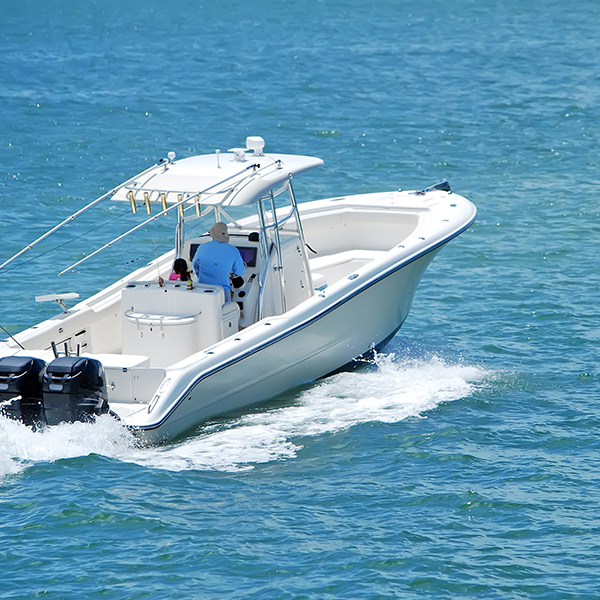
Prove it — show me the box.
[112,140,324,208]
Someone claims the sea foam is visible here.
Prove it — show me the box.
[0,354,489,477]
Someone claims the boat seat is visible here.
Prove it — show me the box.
[121,281,239,367]
[309,250,385,284]
[309,249,384,270]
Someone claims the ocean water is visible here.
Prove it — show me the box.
[1,0,600,598]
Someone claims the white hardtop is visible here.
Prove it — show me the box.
[112,138,324,208]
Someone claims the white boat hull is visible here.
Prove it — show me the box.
[131,247,439,443]
[0,141,476,443]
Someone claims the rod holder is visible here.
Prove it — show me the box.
[127,190,137,214]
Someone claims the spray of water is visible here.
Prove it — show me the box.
[0,354,490,477]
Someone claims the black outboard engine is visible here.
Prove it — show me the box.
[0,356,47,427]
[43,356,109,425]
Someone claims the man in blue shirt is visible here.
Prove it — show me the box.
[192,222,245,297]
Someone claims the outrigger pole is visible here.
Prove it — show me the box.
[0,160,166,273]
[57,191,200,276]
[1,156,276,276]
[57,161,280,276]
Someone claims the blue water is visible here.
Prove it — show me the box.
[2,1,600,598]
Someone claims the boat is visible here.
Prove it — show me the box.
[0,136,476,443]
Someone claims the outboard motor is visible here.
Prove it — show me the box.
[0,356,47,427]
[42,356,109,425]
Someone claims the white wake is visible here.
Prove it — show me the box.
[0,354,489,477]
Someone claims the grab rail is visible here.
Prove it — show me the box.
[124,310,200,327]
